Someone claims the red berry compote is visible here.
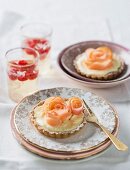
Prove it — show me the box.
[21,23,52,75]
[6,48,39,102]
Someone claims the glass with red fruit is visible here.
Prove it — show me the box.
[5,47,39,102]
[20,23,52,75]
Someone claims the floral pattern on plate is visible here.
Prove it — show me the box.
[14,87,118,152]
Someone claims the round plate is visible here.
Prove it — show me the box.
[13,87,119,154]
[59,41,130,83]
[11,111,118,160]
[58,57,130,88]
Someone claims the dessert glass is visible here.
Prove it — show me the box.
[20,23,52,75]
[5,47,39,102]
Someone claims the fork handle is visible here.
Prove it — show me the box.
[98,123,128,151]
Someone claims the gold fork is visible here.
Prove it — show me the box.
[83,99,128,151]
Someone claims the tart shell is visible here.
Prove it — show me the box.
[74,55,125,80]
[30,101,87,139]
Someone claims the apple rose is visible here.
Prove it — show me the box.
[43,97,65,113]
[45,97,72,126]
[68,97,83,115]
[42,97,55,114]
[48,97,65,110]
[46,110,62,126]
[85,46,113,70]
[46,107,72,126]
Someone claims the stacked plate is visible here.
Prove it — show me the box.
[11,87,119,160]
[57,41,130,88]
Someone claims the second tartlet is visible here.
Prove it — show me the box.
[74,46,125,80]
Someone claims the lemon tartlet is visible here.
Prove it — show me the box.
[30,96,87,138]
[74,46,125,80]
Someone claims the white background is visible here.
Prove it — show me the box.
[0,0,130,50]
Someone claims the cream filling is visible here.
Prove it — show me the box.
[74,53,121,76]
[34,105,84,132]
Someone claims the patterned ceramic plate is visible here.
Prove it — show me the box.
[13,87,119,154]
[11,112,117,160]
[59,41,130,83]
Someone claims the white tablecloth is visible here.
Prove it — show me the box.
[0,0,130,169]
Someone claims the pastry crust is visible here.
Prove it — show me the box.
[74,54,125,80]
[30,100,87,138]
